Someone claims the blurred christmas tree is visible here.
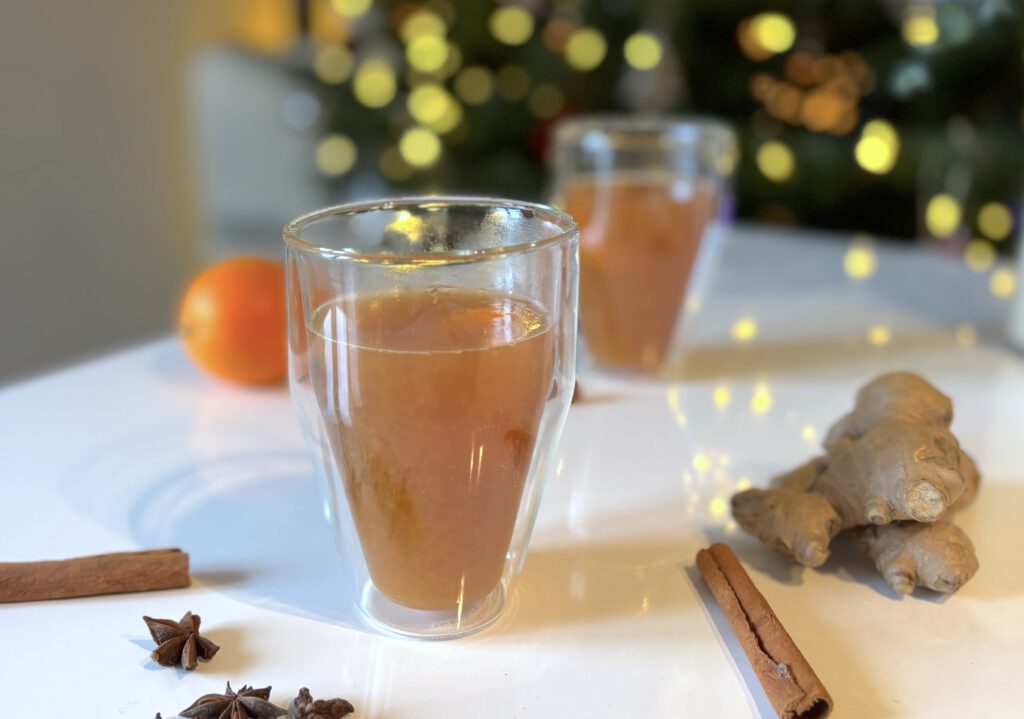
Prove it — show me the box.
[281,0,1022,248]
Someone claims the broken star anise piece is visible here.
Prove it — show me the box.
[290,687,355,718]
[143,611,220,671]
[180,682,286,719]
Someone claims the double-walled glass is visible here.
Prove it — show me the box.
[553,116,738,374]
[285,198,579,639]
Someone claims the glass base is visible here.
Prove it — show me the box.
[358,580,506,640]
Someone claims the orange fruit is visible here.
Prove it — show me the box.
[179,257,287,384]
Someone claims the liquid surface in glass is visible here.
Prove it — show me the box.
[309,288,554,611]
[564,175,717,369]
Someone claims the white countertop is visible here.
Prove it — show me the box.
[2,225,1022,717]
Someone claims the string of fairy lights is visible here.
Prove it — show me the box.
[307,0,665,181]
[287,0,1018,299]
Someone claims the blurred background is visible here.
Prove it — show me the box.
[1,0,1022,383]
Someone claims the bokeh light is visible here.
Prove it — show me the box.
[731,317,758,342]
[543,18,576,53]
[977,202,1014,240]
[407,35,449,72]
[756,141,795,182]
[565,27,607,71]
[407,84,461,133]
[489,5,535,46]
[990,268,1017,298]
[313,45,355,85]
[693,453,711,472]
[331,0,371,19]
[315,134,358,176]
[624,32,663,70]
[750,385,774,414]
[709,497,727,518]
[844,239,878,279]
[964,240,996,272]
[400,9,446,41]
[903,7,940,47]
[751,12,796,54]
[379,145,413,182]
[801,424,817,442]
[925,193,961,238]
[399,127,442,168]
[713,385,732,408]
[353,59,397,108]
[867,324,892,346]
[454,66,495,105]
[855,119,899,174]
[955,324,978,347]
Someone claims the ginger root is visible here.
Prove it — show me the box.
[731,372,980,596]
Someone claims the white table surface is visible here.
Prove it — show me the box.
[2,225,1022,718]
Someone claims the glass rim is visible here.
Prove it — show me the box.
[554,113,736,145]
[283,196,578,265]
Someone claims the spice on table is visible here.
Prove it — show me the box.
[696,543,833,719]
[180,682,286,718]
[143,611,220,671]
[291,687,355,718]
[0,548,190,603]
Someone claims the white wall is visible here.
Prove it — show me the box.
[0,2,233,383]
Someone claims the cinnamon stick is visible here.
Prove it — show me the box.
[0,548,190,603]
[696,543,832,719]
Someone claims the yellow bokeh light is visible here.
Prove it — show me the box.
[925,193,961,238]
[736,477,753,491]
[565,27,607,71]
[624,32,663,70]
[314,45,354,84]
[497,64,531,101]
[801,424,817,442]
[407,35,448,72]
[978,202,1014,241]
[751,385,774,415]
[713,385,732,409]
[407,84,449,124]
[528,84,564,119]
[844,241,878,279]
[709,497,728,518]
[990,267,1017,298]
[315,134,358,176]
[756,141,795,182]
[964,240,997,272]
[731,317,758,342]
[903,10,939,47]
[489,5,535,46]
[454,66,495,105]
[352,59,396,108]
[954,324,978,347]
[400,9,446,41]
[751,12,796,54]
[693,454,711,472]
[379,145,412,182]
[867,324,892,346]
[399,127,442,168]
[331,0,371,18]
[855,120,899,174]
[439,41,463,78]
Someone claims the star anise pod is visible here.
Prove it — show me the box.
[180,682,286,718]
[290,687,355,718]
[143,611,220,671]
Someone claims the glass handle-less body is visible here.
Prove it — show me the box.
[552,115,738,374]
[284,198,579,639]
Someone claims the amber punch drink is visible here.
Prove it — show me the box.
[563,175,717,370]
[310,289,554,611]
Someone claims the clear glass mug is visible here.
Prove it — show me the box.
[284,198,579,639]
[552,116,738,374]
